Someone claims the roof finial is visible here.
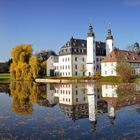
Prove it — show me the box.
[108,22,111,29]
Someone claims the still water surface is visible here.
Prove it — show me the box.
[1,82,140,139]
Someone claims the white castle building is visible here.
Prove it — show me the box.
[46,24,114,77]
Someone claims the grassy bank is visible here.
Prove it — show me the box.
[0,73,10,83]
[131,76,140,83]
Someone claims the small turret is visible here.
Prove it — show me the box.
[87,24,95,37]
[133,42,140,54]
[106,27,114,56]
[106,28,113,40]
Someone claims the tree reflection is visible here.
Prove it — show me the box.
[10,81,46,116]
[0,83,10,94]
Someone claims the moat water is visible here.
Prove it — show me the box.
[1,82,140,140]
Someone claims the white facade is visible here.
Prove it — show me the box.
[101,62,117,76]
[46,55,58,76]
[54,54,87,77]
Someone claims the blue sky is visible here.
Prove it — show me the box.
[0,0,140,61]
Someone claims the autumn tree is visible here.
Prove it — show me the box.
[29,56,40,79]
[10,44,33,80]
[10,44,45,80]
[116,62,134,82]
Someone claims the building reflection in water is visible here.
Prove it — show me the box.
[52,83,117,127]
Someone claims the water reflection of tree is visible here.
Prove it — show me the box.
[116,84,136,100]
[0,83,10,94]
[10,82,46,116]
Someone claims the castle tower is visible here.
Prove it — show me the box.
[86,24,96,76]
[106,28,114,56]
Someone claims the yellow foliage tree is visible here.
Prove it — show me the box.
[29,56,40,79]
[10,44,46,80]
[10,44,33,80]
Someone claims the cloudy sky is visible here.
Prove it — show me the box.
[0,0,140,61]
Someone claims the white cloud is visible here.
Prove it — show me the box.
[124,0,140,6]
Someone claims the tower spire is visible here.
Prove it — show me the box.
[87,24,95,37]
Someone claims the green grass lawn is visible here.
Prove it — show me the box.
[0,73,10,79]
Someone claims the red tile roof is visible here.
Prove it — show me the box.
[102,49,140,63]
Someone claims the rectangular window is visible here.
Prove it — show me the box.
[75,64,77,69]
[75,71,77,75]
[83,97,85,101]
[68,58,70,61]
[82,58,84,62]
[111,70,113,74]
[75,57,77,61]
[105,63,107,66]
[97,58,98,61]
[105,71,107,74]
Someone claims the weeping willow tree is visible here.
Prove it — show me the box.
[10,44,45,80]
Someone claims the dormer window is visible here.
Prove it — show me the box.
[125,56,129,60]
[66,42,70,46]
[82,43,85,47]
[73,43,76,46]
